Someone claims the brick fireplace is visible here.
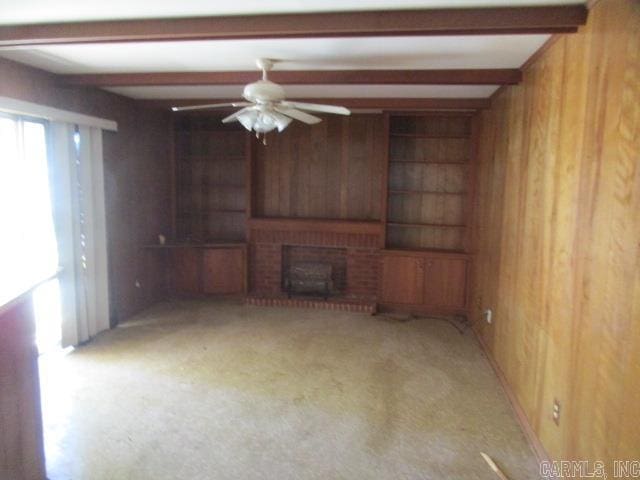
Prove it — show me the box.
[246,218,381,312]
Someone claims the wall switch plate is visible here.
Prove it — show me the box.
[484,309,493,324]
[135,280,141,288]
[552,398,561,425]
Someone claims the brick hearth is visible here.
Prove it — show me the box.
[245,296,376,314]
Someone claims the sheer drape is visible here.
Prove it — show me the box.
[49,122,110,346]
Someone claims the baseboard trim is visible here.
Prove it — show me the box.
[472,327,552,466]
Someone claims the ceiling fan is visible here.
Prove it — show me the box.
[171,59,351,144]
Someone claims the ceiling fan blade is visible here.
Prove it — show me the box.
[281,101,351,116]
[222,107,256,124]
[274,107,322,125]
[171,102,251,112]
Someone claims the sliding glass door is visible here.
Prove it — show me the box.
[0,113,61,350]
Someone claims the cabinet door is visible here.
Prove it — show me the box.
[380,255,424,304]
[422,258,467,309]
[202,248,245,294]
[171,248,201,294]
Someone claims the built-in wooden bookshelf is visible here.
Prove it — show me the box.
[173,115,249,242]
[385,113,472,252]
[167,111,474,313]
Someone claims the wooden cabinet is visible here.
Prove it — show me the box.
[422,257,467,309]
[202,248,245,294]
[167,245,246,296]
[380,255,424,304]
[380,250,468,313]
[379,112,474,315]
[171,247,201,294]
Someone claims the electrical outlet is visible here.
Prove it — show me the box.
[484,309,493,324]
[135,280,141,288]
[552,398,561,425]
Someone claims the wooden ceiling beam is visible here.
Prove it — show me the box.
[0,6,588,47]
[61,69,522,86]
[137,97,491,110]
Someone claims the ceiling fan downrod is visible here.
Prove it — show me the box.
[256,58,274,81]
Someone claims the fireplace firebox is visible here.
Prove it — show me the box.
[284,262,333,299]
[281,246,347,299]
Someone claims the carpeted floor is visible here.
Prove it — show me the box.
[40,299,541,480]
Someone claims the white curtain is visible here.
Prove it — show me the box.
[49,122,110,346]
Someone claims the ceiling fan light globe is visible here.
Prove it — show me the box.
[253,113,278,133]
[236,110,258,131]
[267,111,293,132]
[274,116,292,132]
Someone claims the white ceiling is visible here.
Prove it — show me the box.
[0,35,548,99]
[0,0,582,101]
[0,0,585,25]
[0,35,549,74]
[106,84,500,100]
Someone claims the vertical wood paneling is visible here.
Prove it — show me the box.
[471,0,640,470]
[253,114,384,220]
[0,296,46,480]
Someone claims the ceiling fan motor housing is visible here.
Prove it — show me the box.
[243,80,286,104]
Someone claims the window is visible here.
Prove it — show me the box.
[0,113,58,306]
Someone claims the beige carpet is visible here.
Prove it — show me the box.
[40,299,541,480]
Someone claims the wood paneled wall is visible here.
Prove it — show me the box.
[0,57,172,323]
[471,0,640,469]
[0,295,45,480]
[253,114,384,220]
